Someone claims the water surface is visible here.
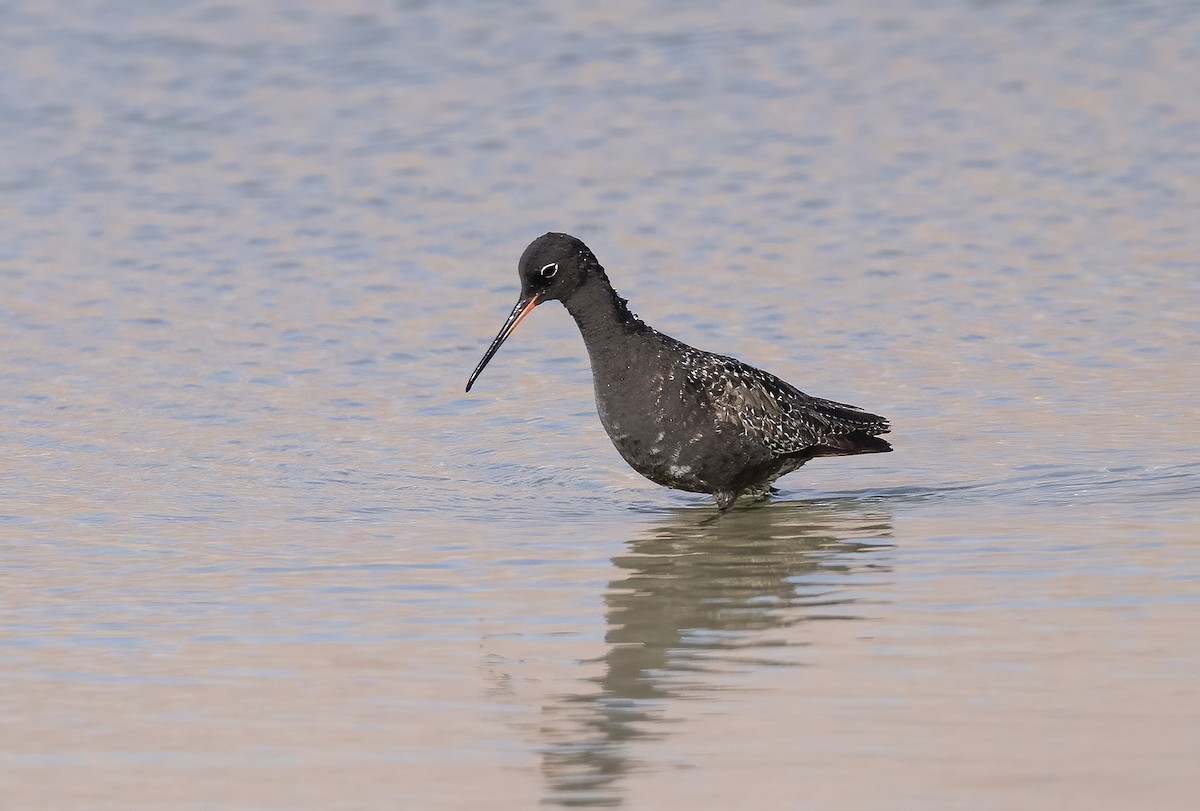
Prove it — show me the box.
[2,1,1199,808]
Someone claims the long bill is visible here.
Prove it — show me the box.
[465,293,541,392]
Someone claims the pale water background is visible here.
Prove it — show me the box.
[2,1,1199,808]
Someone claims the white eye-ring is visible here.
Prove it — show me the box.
[539,262,559,279]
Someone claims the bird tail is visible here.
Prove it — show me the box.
[806,397,892,457]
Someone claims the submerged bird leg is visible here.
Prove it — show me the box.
[715,490,740,512]
[714,484,778,512]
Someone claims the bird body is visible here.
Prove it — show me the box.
[466,233,891,510]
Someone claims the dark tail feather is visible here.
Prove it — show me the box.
[806,397,892,457]
[812,431,893,457]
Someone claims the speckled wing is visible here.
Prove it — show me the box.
[685,353,890,456]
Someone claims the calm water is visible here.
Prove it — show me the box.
[3,1,1199,808]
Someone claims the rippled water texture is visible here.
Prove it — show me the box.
[2,1,1199,808]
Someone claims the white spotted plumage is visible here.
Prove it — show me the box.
[675,349,889,457]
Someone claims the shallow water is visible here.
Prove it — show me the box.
[2,1,1199,808]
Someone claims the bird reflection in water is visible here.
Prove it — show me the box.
[539,497,894,806]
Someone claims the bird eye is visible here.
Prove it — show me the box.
[539,262,558,279]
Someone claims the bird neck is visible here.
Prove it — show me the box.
[561,273,645,352]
